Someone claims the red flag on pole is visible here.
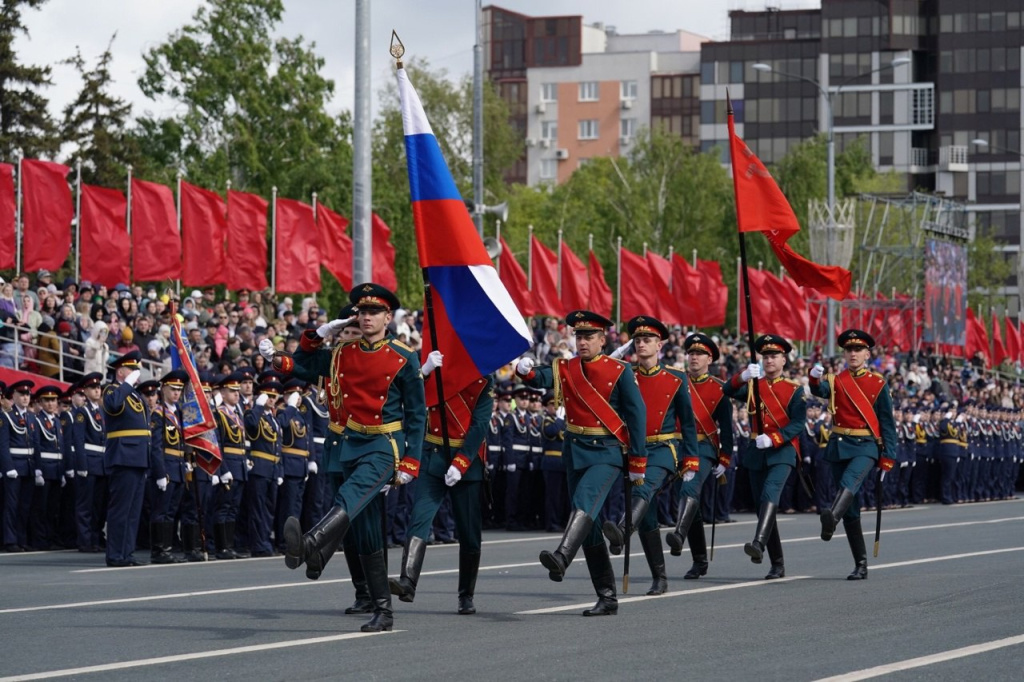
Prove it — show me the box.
[180,181,226,287]
[696,259,729,328]
[738,268,778,337]
[965,308,989,367]
[1004,315,1021,364]
[22,159,73,271]
[316,201,352,290]
[779,275,810,341]
[226,189,268,291]
[498,236,535,317]
[0,164,15,269]
[530,234,562,317]
[647,251,681,325]
[727,111,851,300]
[991,311,1008,366]
[588,249,613,320]
[619,247,656,320]
[670,254,702,326]
[560,241,589,313]
[80,185,130,289]
[275,198,320,294]
[131,179,181,281]
[370,213,397,291]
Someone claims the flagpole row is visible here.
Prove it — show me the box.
[15,148,22,274]
[75,159,83,282]
[175,172,182,298]
[125,164,132,284]
[271,186,278,295]
[616,236,622,329]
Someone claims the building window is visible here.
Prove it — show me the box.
[541,121,558,141]
[620,80,637,101]
[540,83,558,102]
[578,119,598,140]
[700,61,715,85]
[620,118,636,139]
[878,132,894,166]
[578,82,598,102]
[539,159,557,180]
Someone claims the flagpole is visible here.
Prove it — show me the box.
[616,236,622,328]
[692,248,697,269]
[74,159,82,282]
[495,220,502,277]
[271,186,277,295]
[15,148,22,274]
[557,228,563,299]
[527,224,533,293]
[312,191,318,223]
[175,172,182,298]
[736,257,741,334]
[125,164,132,285]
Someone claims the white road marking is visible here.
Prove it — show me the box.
[870,546,1024,570]
[813,633,1024,681]
[0,630,403,682]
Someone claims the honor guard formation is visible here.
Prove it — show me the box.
[1,275,1020,633]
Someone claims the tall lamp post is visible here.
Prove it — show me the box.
[752,57,910,353]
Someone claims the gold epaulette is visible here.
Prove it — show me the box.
[390,338,414,353]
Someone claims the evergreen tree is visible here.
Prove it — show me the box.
[0,0,58,159]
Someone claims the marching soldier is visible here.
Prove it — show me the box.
[213,372,248,559]
[665,332,732,580]
[103,351,152,567]
[517,310,646,617]
[389,352,493,615]
[72,373,107,552]
[2,380,37,552]
[275,379,310,554]
[723,335,805,578]
[30,385,66,550]
[244,378,284,557]
[602,316,698,596]
[147,371,188,564]
[505,385,533,531]
[540,390,567,532]
[809,329,897,580]
[280,283,425,633]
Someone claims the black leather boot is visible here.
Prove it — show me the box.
[152,522,184,564]
[744,501,777,564]
[343,545,373,613]
[764,521,785,579]
[844,517,868,580]
[182,524,207,562]
[388,536,427,603]
[360,550,394,632]
[665,496,700,557]
[284,505,350,574]
[602,496,648,556]
[683,519,708,579]
[228,521,249,558]
[539,509,592,582]
[639,528,667,595]
[821,488,855,542]
[581,543,618,616]
[214,523,236,560]
[457,552,481,614]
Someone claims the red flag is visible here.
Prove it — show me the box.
[0,164,15,269]
[670,254,702,326]
[275,198,320,294]
[991,312,1008,366]
[131,179,181,281]
[588,250,612,320]
[316,201,352,290]
[646,251,681,325]
[1005,316,1021,364]
[560,241,589,313]
[738,269,778,337]
[80,185,130,289]
[727,108,851,301]
[226,190,268,291]
[778,275,810,341]
[370,213,397,291]
[498,236,535,317]
[180,181,226,287]
[530,235,562,317]
[697,259,729,327]
[22,159,72,271]
[965,308,989,367]
[619,247,656,320]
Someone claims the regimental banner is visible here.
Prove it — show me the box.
[169,303,222,476]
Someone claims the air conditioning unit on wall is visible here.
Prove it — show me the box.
[555,148,570,160]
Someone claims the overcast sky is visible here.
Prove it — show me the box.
[19,0,820,124]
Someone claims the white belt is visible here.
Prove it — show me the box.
[10,447,33,456]
[531,447,542,452]
[40,452,62,460]
[512,444,531,451]
[488,445,502,452]
[313,437,326,445]
[84,443,105,453]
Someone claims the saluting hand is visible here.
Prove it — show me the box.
[810,363,824,379]
[286,392,301,408]
[258,338,275,360]
[316,317,353,338]
[256,393,269,408]
[125,369,142,387]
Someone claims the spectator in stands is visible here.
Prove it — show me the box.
[35,319,61,378]
[84,321,111,376]
[116,327,139,357]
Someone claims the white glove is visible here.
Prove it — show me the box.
[955,414,966,423]
[258,338,275,360]
[913,414,921,423]
[221,471,234,485]
[682,470,696,482]
[421,350,443,377]
[308,461,318,475]
[214,392,223,407]
[156,476,168,491]
[515,357,535,375]
[755,434,773,449]
[506,463,517,473]
[486,463,495,472]
[740,363,762,382]
[185,462,194,473]
[803,456,811,464]
[211,475,220,486]
[61,476,66,488]
[6,469,18,479]
[287,392,301,408]
[900,461,909,469]
[712,464,726,478]
[77,470,87,478]
[276,477,284,486]
[316,318,352,338]
[65,469,74,479]
[256,393,269,407]
[34,470,44,486]
[381,484,392,495]
[628,471,645,484]
[444,465,462,487]
[810,363,824,379]
[396,471,414,486]
[245,459,254,471]
[125,369,142,387]
[609,340,633,360]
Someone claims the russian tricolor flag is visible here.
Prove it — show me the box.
[398,66,531,405]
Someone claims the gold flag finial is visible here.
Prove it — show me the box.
[390,30,405,68]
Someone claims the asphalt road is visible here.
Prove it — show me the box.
[1,499,1022,681]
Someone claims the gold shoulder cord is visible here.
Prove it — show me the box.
[126,394,144,413]
[329,344,344,412]
[260,418,278,442]
[825,373,837,415]
[552,359,563,409]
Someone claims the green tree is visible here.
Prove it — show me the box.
[967,234,1013,310]
[0,0,58,159]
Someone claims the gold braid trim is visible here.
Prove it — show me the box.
[552,358,563,409]
[329,343,344,413]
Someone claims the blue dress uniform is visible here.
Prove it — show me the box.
[57,393,79,548]
[244,380,284,557]
[809,329,898,580]
[520,310,646,617]
[910,412,929,504]
[274,380,310,553]
[281,283,425,633]
[896,410,917,507]
[484,395,512,528]
[72,373,107,552]
[102,351,152,567]
[723,334,806,572]
[300,388,329,530]
[540,391,567,533]
[390,375,494,615]
[505,387,533,531]
[213,373,249,559]
[935,413,961,505]
[29,386,65,550]
[602,317,699,596]
[2,380,38,551]
[146,372,189,564]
